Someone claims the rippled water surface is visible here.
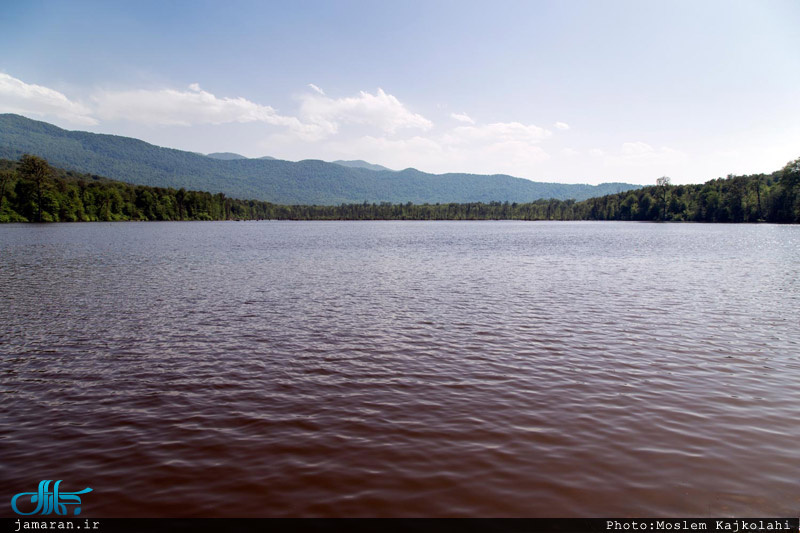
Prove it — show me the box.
[1,221,799,517]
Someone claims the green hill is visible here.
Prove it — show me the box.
[0,114,640,205]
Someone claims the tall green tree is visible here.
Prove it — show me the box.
[656,176,671,221]
[18,154,52,222]
[779,157,800,222]
[0,170,12,211]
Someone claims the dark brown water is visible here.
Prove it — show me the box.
[1,221,798,517]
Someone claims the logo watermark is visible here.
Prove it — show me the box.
[11,480,92,516]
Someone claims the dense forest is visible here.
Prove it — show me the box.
[578,162,799,223]
[1,155,798,223]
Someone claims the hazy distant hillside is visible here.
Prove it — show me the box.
[208,153,277,161]
[0,114,640,204]
[207,152,248,160]
[333,160,394,172]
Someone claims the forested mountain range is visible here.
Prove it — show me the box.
[207,153,394,171]
[332,160,394,171]
[0,114,638,205]
[206,152,248,160]
[2,155,796,223]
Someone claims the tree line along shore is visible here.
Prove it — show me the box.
[1,155,798,223]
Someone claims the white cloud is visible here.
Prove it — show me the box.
[560,148,580,156]
[0,73,557,180]
[614,141,686,166]
[554,121,570,130]
[2,76,431,144]
[450,112,475,124]
[92,83,336,141]
[442,122,551,146]
[0,73,96,125]
[319,119,552,177]
[324,135,444,168]
[621,141,654,155]
[94,83,296,126]
[298,88,433,135]
[586,143,686,169]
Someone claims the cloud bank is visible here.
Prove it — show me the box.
[1,73,573,180]
[297,87,433,135]
[0,73,96,125]
[93,83,302,127]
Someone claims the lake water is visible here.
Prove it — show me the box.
[1,221,798,517]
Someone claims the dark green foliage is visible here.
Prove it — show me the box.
[18,154,52,222]
[0,114,639,204]
[577,160,799,223]
[1,156,797,224]
[775,157,800,223]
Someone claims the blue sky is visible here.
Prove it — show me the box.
[1,0,799,184]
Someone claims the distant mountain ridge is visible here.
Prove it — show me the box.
[332,160,394,172]
[209,154,390,171]
[0,114,640,204]
[206,152,248,160]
